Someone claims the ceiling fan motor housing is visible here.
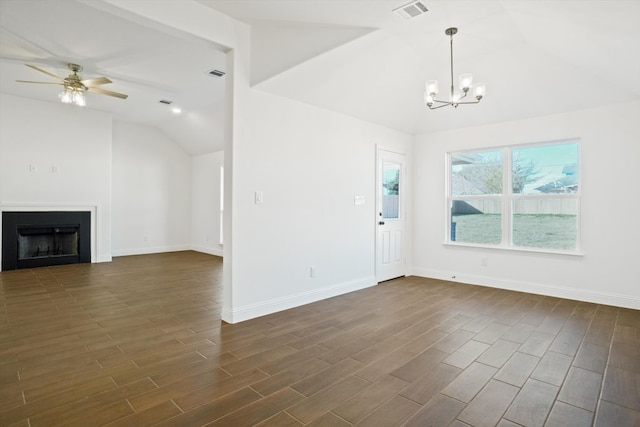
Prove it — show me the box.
[65,65,87,92]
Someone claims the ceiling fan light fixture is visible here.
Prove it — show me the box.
[59,87,86,107]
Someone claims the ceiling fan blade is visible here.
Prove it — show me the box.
[82,77,112,86]
[88,86,128,99]
[25,64,65,80]
[16,80,64,85]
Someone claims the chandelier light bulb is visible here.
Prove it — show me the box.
[425,80,439,96]
[424,93,434,106]
[459,74,473,92]
[474,83,486,100]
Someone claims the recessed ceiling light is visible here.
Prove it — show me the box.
[159,100,181,114]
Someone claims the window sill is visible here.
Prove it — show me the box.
[442,241,584,257]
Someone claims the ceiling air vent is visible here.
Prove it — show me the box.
[393,1,428,19]
[159,100,173,105]
[208,69,226,77]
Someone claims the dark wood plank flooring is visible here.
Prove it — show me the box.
[1,251,638,426]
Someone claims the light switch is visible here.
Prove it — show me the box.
[255,191,264,204]
[354,196,365,205]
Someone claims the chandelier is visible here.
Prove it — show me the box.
[424,27,485,109]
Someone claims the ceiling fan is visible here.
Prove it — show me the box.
[16,63,128,105]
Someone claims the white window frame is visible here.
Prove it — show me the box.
[445,139,582,255]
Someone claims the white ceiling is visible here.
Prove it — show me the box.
[0,0,227,154]
[203,0,640,135]
[2,0,639,153]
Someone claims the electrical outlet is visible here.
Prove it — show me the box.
[310,266,317,278]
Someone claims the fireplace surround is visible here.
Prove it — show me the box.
[2,211,91,270]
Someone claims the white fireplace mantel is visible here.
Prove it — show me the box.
[0,202,99,271]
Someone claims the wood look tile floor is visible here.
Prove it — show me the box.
[1,251,639,426]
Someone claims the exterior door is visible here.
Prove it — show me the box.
[376,149,406,282]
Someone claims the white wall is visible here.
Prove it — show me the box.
[412,100,640,309]
[0,93,113,264]
[111,120,191,256]
[228,90,412,321]
[191,150,224,256]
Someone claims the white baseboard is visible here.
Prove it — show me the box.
[190,244,223,257]
[96,255,113,263]
[112,245,222,258]
[111,245,191,257]
[411,267,640,310]
[221,276,377,324]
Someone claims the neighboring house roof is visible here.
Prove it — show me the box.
[451,175,486,195]
[534,175,578,193]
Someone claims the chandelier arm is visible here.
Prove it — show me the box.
[428,102,451,110]
[430,98,454,104]
[455,99,481,105]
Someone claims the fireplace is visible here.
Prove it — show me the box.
[2,211,91,270]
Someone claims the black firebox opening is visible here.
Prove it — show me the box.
[2,211,91,270]
[18,226,80,260]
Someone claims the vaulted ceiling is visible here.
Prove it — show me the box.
[0,0,227,154]
[206,0,640,134]
[1,0,639,154]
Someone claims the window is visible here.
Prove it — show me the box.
[447,140,579,252]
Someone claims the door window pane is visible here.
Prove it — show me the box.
[451,200,502,244]
[382,162,400,219]
[512,199,578,249]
